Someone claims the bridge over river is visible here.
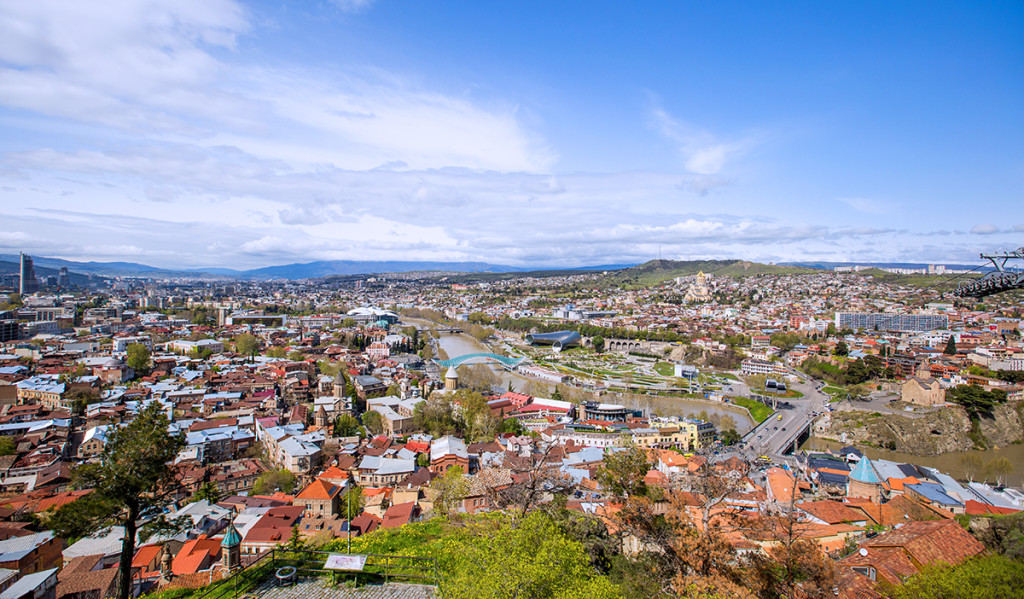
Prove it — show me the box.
[433,352,527,369]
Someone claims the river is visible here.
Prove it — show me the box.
[413,320,755,433]
[801,437,1024,488]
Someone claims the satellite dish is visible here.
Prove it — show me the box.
[859,548,868,557]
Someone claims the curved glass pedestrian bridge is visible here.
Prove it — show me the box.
[433,353,527,369]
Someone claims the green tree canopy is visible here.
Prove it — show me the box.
[454,389,498,442]
[340,486,365,520]
[362,410,385,436]
[442,512,622,599]
[125,343,151,374]
[333,414,360,437]
[414,394,459,437]
[235,332,260,362]
[251,468,296,496]
[496,418,526,436]
[191,481,222,504]
[947,384,1008,419]
[888,555,1024,599]
[986,456,1015,486]
[48,403,184,599]
[595,445,651,500]
[432,465,470,519]
[944,335,957,355]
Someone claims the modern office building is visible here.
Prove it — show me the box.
[835,312,948,333]
[0,311,18,342]
[18,253,38,295]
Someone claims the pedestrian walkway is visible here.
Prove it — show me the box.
[255,578,437,599]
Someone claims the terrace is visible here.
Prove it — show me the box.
[190,548,438,599]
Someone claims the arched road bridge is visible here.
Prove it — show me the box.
[433,353,527,369]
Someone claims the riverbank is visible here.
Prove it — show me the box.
[801,436,1024,489]
[404,317,756,434]
[819,402,1024,454]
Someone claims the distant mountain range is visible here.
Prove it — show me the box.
[2,253,990,284]
[0,254,637,281]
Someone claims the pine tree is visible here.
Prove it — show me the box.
[944,335,957,355]
[49,403,185,599]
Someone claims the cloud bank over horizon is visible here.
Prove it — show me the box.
[1,1,1021,269]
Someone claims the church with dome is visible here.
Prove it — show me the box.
[683,271,712,302]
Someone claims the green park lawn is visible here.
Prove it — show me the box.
[731,397,774,423]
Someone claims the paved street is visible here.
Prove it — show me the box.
[731,374,830,463]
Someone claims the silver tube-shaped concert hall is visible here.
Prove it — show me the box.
[525,330,582,352]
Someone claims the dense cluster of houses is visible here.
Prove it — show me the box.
[0,268,1019,598]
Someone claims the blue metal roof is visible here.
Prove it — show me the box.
[849,456,881,484]
[906,482,963,506]
[816,471,849,485]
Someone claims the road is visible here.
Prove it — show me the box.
[724,372,830,464]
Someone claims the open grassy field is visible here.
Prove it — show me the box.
[731,397,774,423]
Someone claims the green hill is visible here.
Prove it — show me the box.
[607,259,819,286]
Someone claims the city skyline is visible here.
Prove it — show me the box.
[1,1,1022,269]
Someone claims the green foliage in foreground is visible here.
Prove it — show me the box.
[320,512,621,599]
[143,589,195,599]
[144,510,1024,599]
[886,555,1024,599]
[731,397,773,423]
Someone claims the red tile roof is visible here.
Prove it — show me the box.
[132,545,162,570]
[964,499,1021,516]
[318,466,351,481]
[381,502,419,529]
[172,537,222,575]
[798,500,866,525]
[866,519,985,567]
[295,479,341,501]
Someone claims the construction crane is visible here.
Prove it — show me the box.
[954,247,1024,298]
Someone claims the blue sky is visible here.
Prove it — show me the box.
[0,0,1021,269]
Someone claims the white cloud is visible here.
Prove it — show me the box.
[244,72,555,172]
[0,0,250,132]
[970,224,1000,234]
[648,100,760,175]
[0,231,35,244]
[0,2,1003,270]
[0,0,553,173]
[0,156,924,268]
